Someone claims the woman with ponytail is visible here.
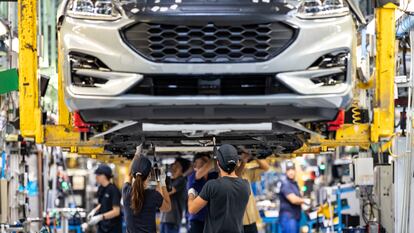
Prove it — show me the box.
[123,156,171,233]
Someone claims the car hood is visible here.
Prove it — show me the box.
[57,0,301,23]
[121,0,297,21]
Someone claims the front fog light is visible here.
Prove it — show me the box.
[309,52,348,86]
[297,0,349,19]
[312,52,348,69]
[69,52,110,71]
[310,72,345,86]
[67,0,121,20]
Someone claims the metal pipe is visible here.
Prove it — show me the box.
[50,0,56,69]
[5,227,24,232]
[396,14,414,38]
[36,148,43,219]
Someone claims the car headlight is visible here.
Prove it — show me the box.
[297,0,349,19]
[66,0,121,20]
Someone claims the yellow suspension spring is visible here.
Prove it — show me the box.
[351,101,362,124]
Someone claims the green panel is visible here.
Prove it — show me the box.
[0,68,18,94]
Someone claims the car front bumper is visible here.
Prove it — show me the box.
[60,12,355,122]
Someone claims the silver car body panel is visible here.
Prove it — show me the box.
[61,16,354,74]
[59,3,355,122]
[70,69,143,96]
[277,67,349,95]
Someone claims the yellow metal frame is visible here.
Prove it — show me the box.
[308,124,371,149]
[17,0,102,152]
[302,4,397,152]
[57,31,71,127]
[371,3,396,142]
[43,125,104,147]
[18,0,43,143]
[17,0,398,155]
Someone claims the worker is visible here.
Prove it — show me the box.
[186,152,219,233]
[236,150,270,233]
[86,164,122,233]
[122,156,171,233]
[188,144,251,233]
[279,160,307,233]
[160,157,191,233]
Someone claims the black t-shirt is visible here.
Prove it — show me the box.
[122,183,163,233]
[160,176,187,225]
[96,183,122,233]
[199,176,251,233]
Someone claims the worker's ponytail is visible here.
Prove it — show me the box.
[131,174,146,214]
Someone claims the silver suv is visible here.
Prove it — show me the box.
[58,0,355,124]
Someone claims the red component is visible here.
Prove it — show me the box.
[73,112,90,133]
[310,171,317,180]
[327,109,345,131]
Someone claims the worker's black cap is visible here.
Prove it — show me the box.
[285,160,296,171]
[216,144,239,173]
[95,164,113,179]
[131,157,152,178]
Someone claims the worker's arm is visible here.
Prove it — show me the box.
[102,206,121,220]
[286,193,305,205]
[188,179,214,214]
[188,194,208,215]
[235,161,246,177]
[195,159,214,180]
[235,150,250,177]
[86,204,101,221]
[168,187,177,195]
[183,166,194,177]
[157,184,172,212]
[255,159,270,171]
[92,204,101,213]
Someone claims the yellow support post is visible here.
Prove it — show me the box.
[18,0,43,143]
[371,3,397,142]
[307,3,397,150]
[57,32,71,126]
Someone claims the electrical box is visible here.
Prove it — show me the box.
[374,165,393,233]
[353,157,374,186]
[0,178,8,223]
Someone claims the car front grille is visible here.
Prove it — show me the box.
[121,22,297,63]
[125,74,292,96]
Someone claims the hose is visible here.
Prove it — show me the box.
[1,151,6,179]
[351,101,362,124]
[397,14,414,38]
